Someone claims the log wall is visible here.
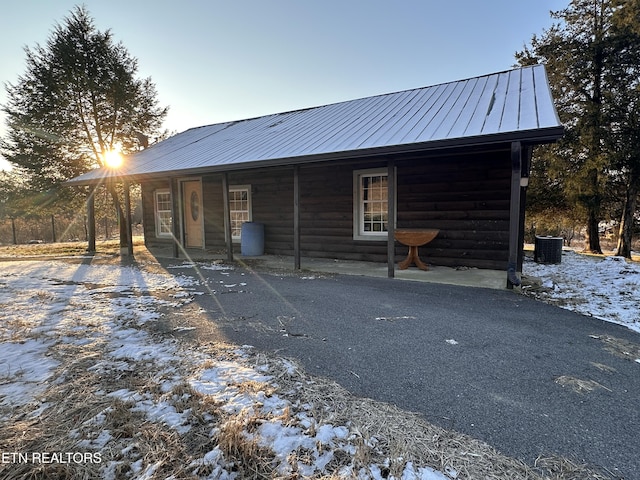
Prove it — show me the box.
[140,146,512,269]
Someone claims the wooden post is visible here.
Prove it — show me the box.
[222,172,234,262]
[170,178,180,258]
[517,146,533,272]
[387,161,396,278]
[123,180,133,256]
[87,187,96,253]
[507,142,522,288]
[293,165,301,270]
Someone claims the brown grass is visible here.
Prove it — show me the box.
[0,239,137,258]
[592,334,640,361]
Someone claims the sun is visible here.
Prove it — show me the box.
[103,147,123,169]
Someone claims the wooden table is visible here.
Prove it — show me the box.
[394,229,439,270]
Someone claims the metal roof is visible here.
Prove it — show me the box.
[67,65,563,185]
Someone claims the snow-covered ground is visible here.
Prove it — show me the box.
[522,249,640,334]
[0,250,638,479]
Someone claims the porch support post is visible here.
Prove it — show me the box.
[293,165,301,270]
[170,177,180,258]
[87,186,96,253]
[517,146,533,272]
[222,172,234,262]
[123,180,134,256]
[507,141,523,288]
[387,160,396,278]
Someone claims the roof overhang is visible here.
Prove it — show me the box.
[65,125,564,187]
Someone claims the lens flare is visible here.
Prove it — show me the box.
[103,148,123,169]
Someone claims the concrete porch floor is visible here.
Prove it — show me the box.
[253,255,508,290]
[148,246,508,290]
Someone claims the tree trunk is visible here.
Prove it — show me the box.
[583,168,603,254]
[51,214,56,243]
[11,217,17,244]
[616,175,639,258]
[584,210,603,253]
[105,181,129,251]
[111,189,129,250]
[584,207,603,254]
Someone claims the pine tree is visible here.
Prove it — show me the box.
[0,6,167,247]
[516,0,630,254]
[610,0,640,257]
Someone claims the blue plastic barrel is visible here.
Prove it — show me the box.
[241,222,264,256]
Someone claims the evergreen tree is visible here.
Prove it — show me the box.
[610,0,640,257]
[516,0,638,254]
[0,6,167,247]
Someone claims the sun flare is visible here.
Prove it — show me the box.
[103,148,123,169]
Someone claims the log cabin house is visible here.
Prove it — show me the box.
[67,65,564,287]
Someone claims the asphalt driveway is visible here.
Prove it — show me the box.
[167,260,640,479]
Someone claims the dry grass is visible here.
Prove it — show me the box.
[554,375,611,394]
[0,239,138,258]
[0,344,219,480]
[591,334,640,361]
[216,411,279,479]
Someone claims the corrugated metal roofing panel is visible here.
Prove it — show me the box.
[67,65,563,185]
[429,78,475,140]
[532,66,560,128]
[445,76,485,139]
[462,75,496,137]
[518,67,539,131]
[501,69,523,132]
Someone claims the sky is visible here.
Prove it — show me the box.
[0,0,568,170]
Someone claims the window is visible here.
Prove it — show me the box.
[229,186,252,240]
[154,189,172,237]
[353,169,394,240]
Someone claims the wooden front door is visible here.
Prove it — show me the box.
[183,180,203,248]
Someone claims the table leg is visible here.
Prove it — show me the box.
[398,245,429,270]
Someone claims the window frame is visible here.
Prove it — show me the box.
[229,185,252,241]
[353,168,396,241]
[154,189,173,238]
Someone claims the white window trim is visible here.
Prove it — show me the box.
[229,185,252,241]
[154,189,173,238]
[353,168,396,241]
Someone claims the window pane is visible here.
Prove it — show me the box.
[360,173,388,235]
[158,212,172,234]
[155,190,173,237]
[229,188,251,238]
